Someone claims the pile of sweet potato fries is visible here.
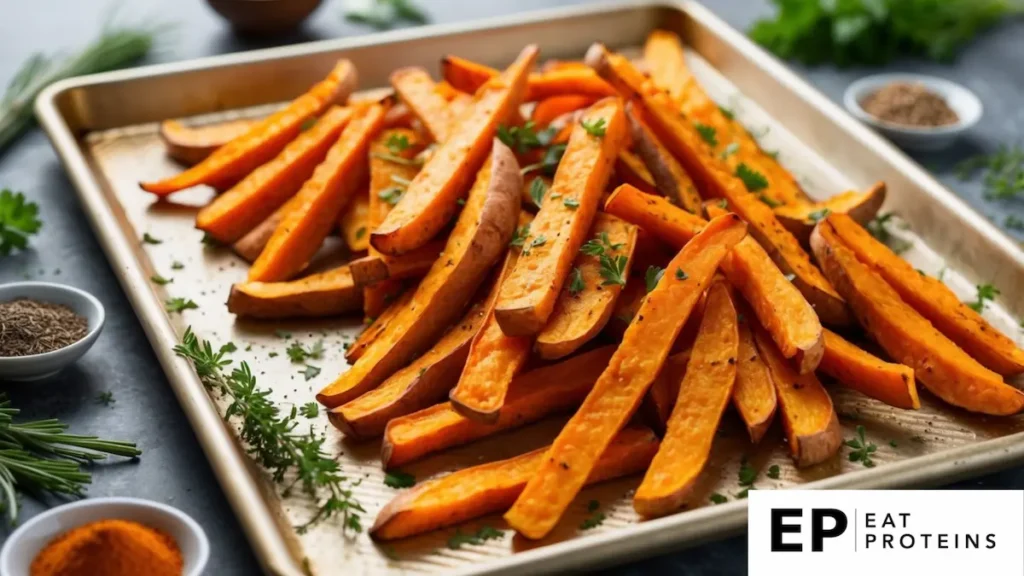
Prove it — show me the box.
[143,30,1024,542]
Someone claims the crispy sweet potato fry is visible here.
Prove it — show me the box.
[330,281,495,439]
[733,304,778,443]
[349,241,444,287]
[249,104,387,282]
[317,142,523,408]
[231,195,297,263]
[442,55,616,101]
[346,289,414,364]
[820,329,919,409]
[606,184,824,373]
[811,219,1024,415]
[372,426,658,540]
[825,212,1024,376]
[372,46,537,256]
[634,275,738,517]
[604,278,646,339]
[535,213,638,359]
[195,107,354,244]
[642,30,692,104]
[774,183,886,245]
[141,60,357,196]
[505,214,747,540]
[227,266,362,319]
[643,349,691,432]
[753,323,841,467]
[448,253,532,422]
[160,118,257,166]
[382,346,616,468]
[532,95,599,128]
[339,192,370,252]
[615,150,657,195]
[391,67,456,142]
[626,109,701,213]
[495,98,629,336]
[589,45,849,325]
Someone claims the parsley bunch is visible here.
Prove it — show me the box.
[750,0,1023,67]
[0,190,41,255]
[345,0,428,30]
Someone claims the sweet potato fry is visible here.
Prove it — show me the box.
[820,329,919,409]
[317,142,522,408]
[227,266,362,319]
[732,305,778,443]
[382,346,616,468]
[448,252,532,422]
[532,95,599,128]
[634,274,738,517]
[811,219,1024,415]
[141,60,357,196]
[588,45,849,325]
[339,192,370,252]
[615,150,657,195]
[160,118,257,166]
[753,322,841,467]
[505,214,747,540]
[774,183,886,245]
[535,213,638,359]
[390,67,456,142]
[642,30,693,104]
[372,46,537,256]
[442,54,616,101]
[825,212,1024,376]
[249,104,387,282]
[626,108,701,213]
[643,349,691,432]
[606,184,823,373]
[495,98,629,336]
[330,281,495,439]
[604,278,646,339]
[349,240,444,286]
[372,426,658,540]
[195,107,354,244]
[231,195,296,263]
[346,289,414,364]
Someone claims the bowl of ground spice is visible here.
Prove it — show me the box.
[0,497,208,576]
[0,282,105,382]
[844,73,982,151]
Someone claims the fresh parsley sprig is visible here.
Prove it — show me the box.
[174,328,365,533]
[498,120,557,154]
[581,232,628,286]
[447,525,504,549]
[966,284,999,312]
[956,145,1024,200]
[736,163,768,192]
[345,0,429,30]
[845,425,877,468]
[581,118,607,138]
[0,190,41,255]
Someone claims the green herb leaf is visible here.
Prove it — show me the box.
[521,143,567,176]
[170,261,184,270]
[275,329,292,339]
[581,118,607,137]
[378,187,405,205]
[564,197,580,209]
[599,255,628,286]
[142,232,162,245]
[510,223,531,248]
[345,0,429,30]
[150,274,172,285]
[645,266,665,293]
[738,460,758,486]
[287,339,325,363]
[301,365,322,381]
[0,190,41,255]
[529,178,548,208]
[766,464,780,479]
[165,298,198,314]
[96,391,115,407]
[709,493,728,504]
[736,163,768,192]
[720,142,740,159]
[694,122,718,147]
[966,283,999,312]
[447,525,504,549]
[808,208,831,223]
[384,470,416,489]
[385,132,410,154]
[568,267,586,295]
[299,402,319,419]
[845,425,877,468]
[675,267,688,280]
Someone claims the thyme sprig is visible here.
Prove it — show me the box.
[174,328,364,533]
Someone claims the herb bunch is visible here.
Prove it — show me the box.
[345,0,429,30]
[749,0,1024,67]
[174,328,364,533]
[955,144,1024,200]
[0,396,141,523]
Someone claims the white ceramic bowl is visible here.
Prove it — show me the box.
[0,497,209,576]
[844,73,982,151]
[0,282,105,382]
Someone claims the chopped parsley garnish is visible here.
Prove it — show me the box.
[142,232,162,245]
[845,425,877,468]
[645,265,665,293]
[736,163,768,192]
[299,402,319,419]
[866,212,911,254]
[151,274,172,285]
[529,178,547,208]
[165,297,198,314]
[447,526,504,549]
[675,267,688,280]
[385,132,410,154]
[966,284,999,312]
[718,105,735,120]
[286,339,325,363]
[383,470,416,489]
[808,208,831,223]
[709,493,728,504]
[510,223,531,248]
[580,500,605,530]
[96,391,115,407]
[300,365,322,381]
[766,464,780,479]
[378,187,404,205]
[568,267,586,295]
[757,194,781,208]
[564,197,580,209]
[694,122,718,147]
[171,261,184,270]
[497,120,557,154]
[581,118,607,138]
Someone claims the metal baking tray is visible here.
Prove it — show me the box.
[34,1,1024,574]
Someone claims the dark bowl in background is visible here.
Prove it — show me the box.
[206,0,324,35]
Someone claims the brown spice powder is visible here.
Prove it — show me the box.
[861,82,959,128]
[0,298,89,357]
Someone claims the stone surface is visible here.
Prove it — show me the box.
[1,1,1021,574]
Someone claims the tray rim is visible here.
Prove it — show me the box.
[33,1,1024,575]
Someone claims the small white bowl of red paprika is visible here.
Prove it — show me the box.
[0,282,105,382]
[0,497,209,576]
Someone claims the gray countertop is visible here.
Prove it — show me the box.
[1,1,1022,574]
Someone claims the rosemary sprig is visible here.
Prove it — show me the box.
[174,328,364,533]
[0,397,140,524]
[1,24,158,153]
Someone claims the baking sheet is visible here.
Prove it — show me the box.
[36,1,1024,574]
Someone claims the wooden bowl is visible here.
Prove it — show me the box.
[206,0,324,35]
